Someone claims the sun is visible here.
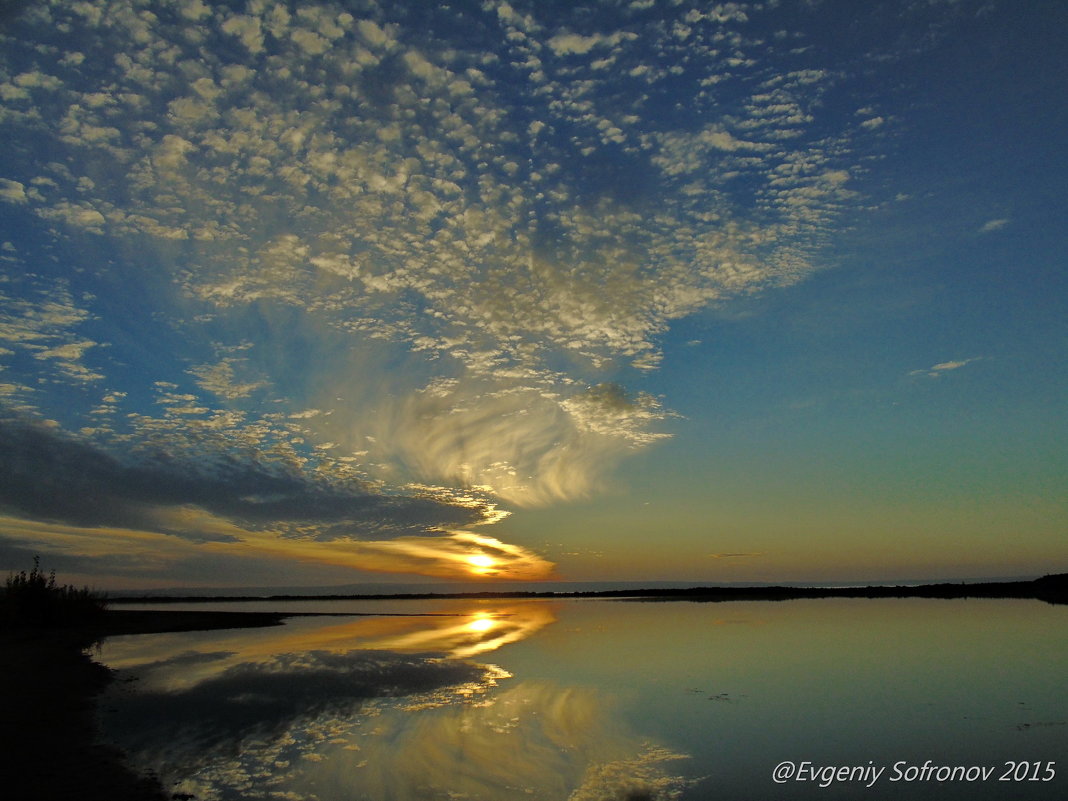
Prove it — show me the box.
[466,553,496,573]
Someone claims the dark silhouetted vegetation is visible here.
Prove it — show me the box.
[1,556,108,628]
[113,572,1068,605]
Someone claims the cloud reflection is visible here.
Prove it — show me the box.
[294,681,694,801]
[101,651,506,801]
[104,650,487,757]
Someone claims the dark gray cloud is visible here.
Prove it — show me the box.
[0,414,487,541]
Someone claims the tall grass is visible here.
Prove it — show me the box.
[1,556,107,628]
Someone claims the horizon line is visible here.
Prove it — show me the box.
[109,573,1068,605]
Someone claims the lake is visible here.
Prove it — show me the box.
[95,597,1068,800]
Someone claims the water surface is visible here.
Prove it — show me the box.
[97,598,1068,800]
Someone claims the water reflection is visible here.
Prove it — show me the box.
[99,603,555,692]
[152,680,692,801]
[98,598,1068,801]
[290,681,692,801]
[97,602,692,800]
[333,605,555,659]
[102,649,496,774]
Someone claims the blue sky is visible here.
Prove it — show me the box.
[0,0,1064,588]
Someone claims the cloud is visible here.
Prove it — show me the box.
[908,357,982,379]
[1,0,852,386]
[188,357,268,400]
[0,415,491,542]
[0,513,554,586]
[655,126,773,177]
[346,377,672,507]
[0,178,28,203]
[344,531,555,580]
[37,201,108,233]
[709,552,763,559]
[979,218,1009,233]
[220,13,265,54]
[0,404,554,581]
[0,0,889,581]
[546,30,637,56]
[0,279,104,384]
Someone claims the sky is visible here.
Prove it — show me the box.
[0,0,1065,590]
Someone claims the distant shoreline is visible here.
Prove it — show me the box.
[112,573,1068,605]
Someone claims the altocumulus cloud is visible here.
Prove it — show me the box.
[0,0,890,580]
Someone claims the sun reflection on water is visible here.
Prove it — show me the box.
[97,603,556,692]
[467,614,498,633]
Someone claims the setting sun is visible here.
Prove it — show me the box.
[467,554,496,572]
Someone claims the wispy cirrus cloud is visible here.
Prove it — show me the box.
[979,218,1009,233]
[909,357,983,379]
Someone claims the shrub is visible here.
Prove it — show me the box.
[1,556,108,628]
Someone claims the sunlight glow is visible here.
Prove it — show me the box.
[224,530,554,582]
[467,553,496,573]
[467,615,497,633]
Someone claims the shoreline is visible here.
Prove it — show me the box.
[112,573,1068,605]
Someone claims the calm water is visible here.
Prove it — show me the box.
[96,598,1068,800]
